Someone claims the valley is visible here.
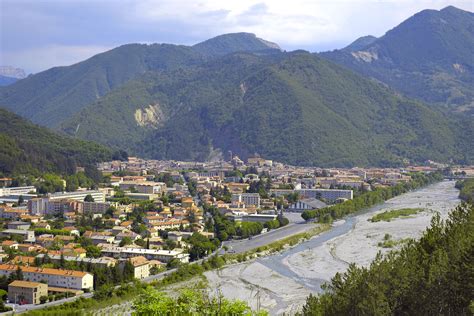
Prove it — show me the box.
[205,181,461,314]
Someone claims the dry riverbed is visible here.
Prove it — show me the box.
[205,181,460,315]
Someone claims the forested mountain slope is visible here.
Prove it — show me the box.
[0,108,112,175]
[321,6,474,113]
[61,51,472,167]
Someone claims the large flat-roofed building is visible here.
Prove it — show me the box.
[36,254,117,269]
[288,198,327,212]
[99,245,189,263]
[0,186,36,197]
[231,193,261,208]
[0,229,35,242]
[49,190,105,203]
[119,181,166,195]
[296,189,353,202]
[233,214,277,223]
[8,280,48,305]
[0,265,93,290]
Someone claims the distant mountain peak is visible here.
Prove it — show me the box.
[0,66,26,79]
[441,5,470,14]
[192,32,281,56]
[342,35,377,52]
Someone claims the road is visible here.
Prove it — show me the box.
[5,212,311,314]
[220,212,315,254]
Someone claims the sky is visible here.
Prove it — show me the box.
[1,0,473,73]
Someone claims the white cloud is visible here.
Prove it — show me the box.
[1,0,472,72]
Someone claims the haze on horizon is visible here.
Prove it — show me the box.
[1,0,473,73]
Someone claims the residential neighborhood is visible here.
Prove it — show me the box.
[0,155,472,309]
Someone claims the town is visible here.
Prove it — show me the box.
[0,154,471,309]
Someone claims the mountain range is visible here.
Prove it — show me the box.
[0,6,473,168]
[321,6,474,114]
[0,66,27,87]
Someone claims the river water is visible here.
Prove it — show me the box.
[205,180,461,314]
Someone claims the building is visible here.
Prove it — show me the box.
[49,190,105,203]
[288,198,327,212]
[0,229,35,242]
[239,214,277,223]
[28,198,49,216]
[120,256,150,279]
[99,245,189,263]
[35,254,117,269]
[0,265,93,290]
[119,181,166,195]
[0,208,28,220]
[7,221,31,230]
[8,280,48,305]
[0,186,36,197]
[231,193,261,208]
[296,189,353,202]
[82,202,111,214]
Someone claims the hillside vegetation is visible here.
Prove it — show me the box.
[456,178,474,203]
[322,6,474,114]
[0,108,112,175]
[61,51,472,166]
[0,33,280,128]
[299,203,473,315]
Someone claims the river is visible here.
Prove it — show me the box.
[205,180,460,315]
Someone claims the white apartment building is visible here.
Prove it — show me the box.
[0,186,36,197]
[99,245,189,263]
[0,265,93,290]
[118,181,166,195]
[49,190,105,203]
[231,193,261,208]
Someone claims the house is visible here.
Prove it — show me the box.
[10,256,36,266]
[0,265,94,290]
[120,256,150,279]
[35,222,51,230]
[17,244,44,254]
[288,198,327,212]
[36,254,117,269]
[8,280,48,305]
[1,240,18,250]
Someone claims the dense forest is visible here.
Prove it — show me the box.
[0,108,113,176]
[299,202,473,315]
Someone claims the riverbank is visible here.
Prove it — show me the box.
[205,180,461,315]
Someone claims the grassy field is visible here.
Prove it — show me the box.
[370,208,423,222]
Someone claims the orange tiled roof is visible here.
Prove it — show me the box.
[9,280,44,288]
[0,264,90,278]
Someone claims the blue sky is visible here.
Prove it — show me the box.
[1,0,472,73]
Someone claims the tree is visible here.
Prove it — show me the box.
[15,266,23,280]
[132,287,266,315]
[85,245,102,258]
[84,194,95,202]
[123,260,135,281]
[300,203,473,316]
[17,195,24,205]
[119,237,133,247]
